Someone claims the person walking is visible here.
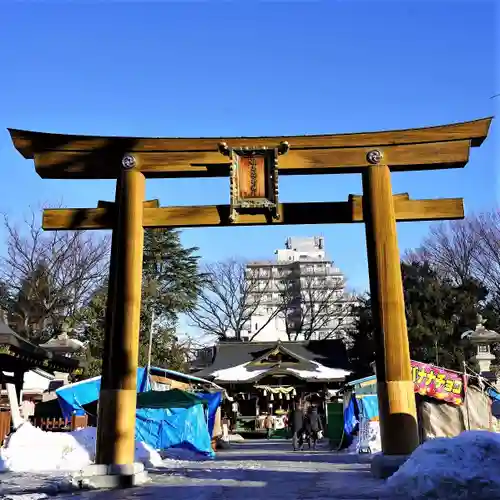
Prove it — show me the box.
[264,413,274,440]
[289,402,305,451]
[304,405,323,451]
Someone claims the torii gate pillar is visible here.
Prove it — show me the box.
[363,160,419,475]
[95,166,145,468]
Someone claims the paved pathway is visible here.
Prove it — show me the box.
[72,440,387,500]
[1,440,390,500]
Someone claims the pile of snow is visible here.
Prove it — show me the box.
[228,433,244,443]
[0,422,162,473]
[384,431,500,499]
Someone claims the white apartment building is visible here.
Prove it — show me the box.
[242,237,356,342]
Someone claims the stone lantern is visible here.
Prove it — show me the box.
[462,315,500,377]
[39,323,86,384]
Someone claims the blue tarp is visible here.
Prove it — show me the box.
[488,388,500,401]
[195,391,222,436]
[356,395,379,420]
[55,368,150,419]
[136,404,214,457]
[343,394,358,438]
[55,368,218,456]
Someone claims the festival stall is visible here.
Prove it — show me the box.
[342,360,497,453]
[55,367,223,456]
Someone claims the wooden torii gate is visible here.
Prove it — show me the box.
[8,117,492,470]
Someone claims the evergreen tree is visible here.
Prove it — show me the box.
[74,228,203,378]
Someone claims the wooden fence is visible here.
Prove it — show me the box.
[29,414,89,431]
[0,413,88,446]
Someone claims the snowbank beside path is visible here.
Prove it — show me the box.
[0,422,163,473]
[384,431,500,499]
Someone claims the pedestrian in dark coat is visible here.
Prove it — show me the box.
[303,405,323,450]
[289,403,305,451]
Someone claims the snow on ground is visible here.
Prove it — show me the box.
[6,429,500,499]
[0,422,162,473]
[1,439,385,500]
[228,433,245,443]
[384,430,500,499]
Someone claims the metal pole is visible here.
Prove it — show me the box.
[146,306,155,379]
[463,361,471,430]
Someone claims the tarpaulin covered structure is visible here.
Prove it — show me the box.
[419,385,494,440]
[340,376,378,448]
[196,391,222,436]
[135,389,214,456]
[56,367,150,419]
[55,369,221,456]
[135,388,218,456]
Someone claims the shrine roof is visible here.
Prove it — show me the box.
[191,339,350,382]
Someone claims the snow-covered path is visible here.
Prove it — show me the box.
[1,440,387,500]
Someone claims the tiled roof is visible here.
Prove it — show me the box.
[192,339,349,380]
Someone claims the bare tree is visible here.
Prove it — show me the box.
[277,273,354,341]
[472,211,500,309]
[405,209,500,312]
[187,259,281,341]
[404,219,478,286]
[0,210,110,343]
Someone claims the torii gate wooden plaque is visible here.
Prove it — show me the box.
[8,117,492,471]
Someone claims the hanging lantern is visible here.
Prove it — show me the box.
[278,392,283,400]
[286,393,290,400]
[263,389,267,396]
[292,388,297,396]
[270,393,274,401]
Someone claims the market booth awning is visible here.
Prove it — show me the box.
[346,360,465,406]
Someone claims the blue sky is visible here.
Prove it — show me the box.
[0,1,498,298]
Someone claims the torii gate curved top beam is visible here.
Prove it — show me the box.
[8,117,492,179]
